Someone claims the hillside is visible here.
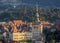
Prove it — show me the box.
[0,5,60,22]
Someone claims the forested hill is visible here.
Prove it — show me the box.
[0,5,60,22]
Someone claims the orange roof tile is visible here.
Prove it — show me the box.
[13,20,25,25]
[9,20,25,25]
[41,21,50,25]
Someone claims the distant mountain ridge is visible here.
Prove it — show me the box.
[0,0,60,7]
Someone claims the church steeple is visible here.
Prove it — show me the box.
[36,1,40,23]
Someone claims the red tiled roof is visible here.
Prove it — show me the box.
[13,20,25,25]
[9,20,25,25]
[41,21,50,25]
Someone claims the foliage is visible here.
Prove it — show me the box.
[0,5,60,22]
